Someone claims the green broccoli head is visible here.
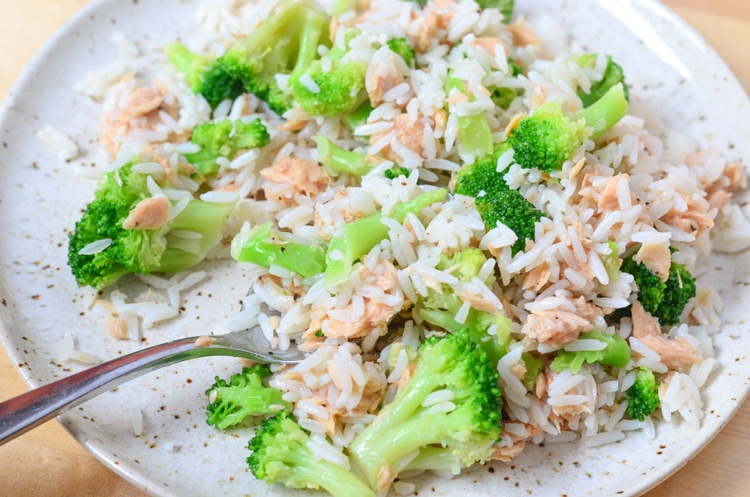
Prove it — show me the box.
[386,37,417,68]
[550,330,630,373]
[291,59,367,117]
[218,0,331,115]
[576,53,629,108]
[184,118,270,176]
[626,367,660,421]
[476,189,543,255]
[67,160,236,289]
[349,328,502,491]
[248,411,377,497]
[509,83,628,171]
[454,145,511,199]
[164,41,246,109]
[508,101,588,172]
[206,365,290,430]
[622,256,696,326]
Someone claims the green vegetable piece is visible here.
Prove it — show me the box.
[576,53,629,108]
[248,411,377,497]
[387,37,417,68]
[324,188,448,287]
[476,189,543,255]
[165,41,245,109]
[445,71,493,161]
[521,352,545,392]
[218,0,331,115]
[476,0,514,23]
[206,365,290,430]
[349,328,503,490]
[341,99,374,132]
[622,256,696,326]
[625,367,660,421]
[184,118,270,176]
[384,166,411,180]
[67,160,236,289]
[315,135,383,177]
[414,248,512,364]
[508,83,628,172]
[230,222,327,278]
[550,330,630,373]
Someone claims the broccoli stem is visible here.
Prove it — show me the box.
[230,222,327,278]
[577,82,628,139]
[164,42,212,92]
[315,135,382,176]
[269,450,373,497]
[445,74,493,160]
[324,188,447,286]
[158,198,236,274]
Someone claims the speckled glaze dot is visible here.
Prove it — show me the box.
[1,0,749,496]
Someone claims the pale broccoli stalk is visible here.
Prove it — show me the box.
[324,188,448,287]
[315,135,384,177]
[230,222,327,278]
[550,330,630,373]
[445,70,493,161]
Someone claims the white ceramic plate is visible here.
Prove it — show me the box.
[2,0,750,496]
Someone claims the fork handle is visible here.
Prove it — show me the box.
[0,336,238,445]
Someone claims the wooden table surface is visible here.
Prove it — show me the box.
[1,0,749,496]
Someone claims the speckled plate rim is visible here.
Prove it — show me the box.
[1,1,750,496]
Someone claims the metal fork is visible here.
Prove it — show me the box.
[0,323,304,445]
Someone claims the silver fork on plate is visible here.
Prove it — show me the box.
[0,316,304,445]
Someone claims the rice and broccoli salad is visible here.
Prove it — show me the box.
[57,0,750,494]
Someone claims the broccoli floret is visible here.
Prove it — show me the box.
[508,82,628,172]
[67,160,236,289]
[230,222,327,278]
[324,188,448,287]
[218,0,331,115]
[414,248,512,365]
[453,146,511,199]
[445,70,494,162]
[384,166,411,180]
[248,411,377,497]
[291,26,367,117]
[622,256,696,326]
[206,365,290,430]
[476,0,514,23]
[550,330,630,373]
[315,135,383,176]
[387,37,417,68]
[453,146,544,254]
[184,118,270,176]
[477,189,543,255]
[625,367,660,421]
[603,240,622,282]
[576,53,629,108]
[349,328,502,492]
[164,42,245,109]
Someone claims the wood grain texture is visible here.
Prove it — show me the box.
[0,1,748,496]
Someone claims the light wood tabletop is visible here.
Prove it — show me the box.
[1,0,749,496]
